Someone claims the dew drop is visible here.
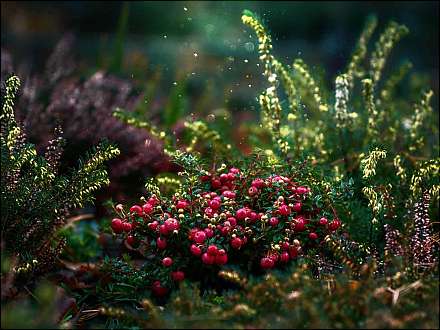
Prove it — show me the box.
[244,42,254,52]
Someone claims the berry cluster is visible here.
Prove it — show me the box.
[111,166,341,296]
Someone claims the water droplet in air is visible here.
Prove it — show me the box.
[244,42,254,52]
[244,59,249,63]
[163,35,167,39]
[145,139,151,147]
[173,81,178,86]
[193,52,198,58]
[184,6,188,11]
[248,84,252,88]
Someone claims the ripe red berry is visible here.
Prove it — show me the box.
[319,217,328,225]
[260,257,275,269]
[194,231,207,244]
[251,178,265,189]
[215,252,228,265]
[126,235,136,246]
[227,217,237,226]
[220,226,230,236]
[171,271,185,282]
[130,205,143,216]
[156,237,167,249]
[176,200,188,209]
[211,178,222,189]
[222,190,236,199]
[281,242,290,250]
[289,246,299,258]
[268,252,279,262]
[231,237,242,249]
[296,186,309,194]
[148,220,159,231]
[280,251,290,263]
[190,244,202,256]
[227,172,236,181]
[165,218,180,232]
[204,207,214,217]
[123,222,132,232]
[248,186,259,196]
[202,252,215,265]
[279,204,291,216]
[236,208,248,220]
[209,199,221,210]
[189,228,199,240]
[204,227,214,238]
[269,217,279,226]
[229,167,240,174]
[148,196,159,206]
[142,203,154,215]
[111,218,124,234]
[162,257,173,267]
[292,202,302,212]
[329,219,341,231]
[309,232,318,240]
[219,173,229,183]
[207,245,218,256]
[293,218,306,231]
[159,224,169,235]
[152,280,168,296]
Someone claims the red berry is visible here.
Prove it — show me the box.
[194,231,207,244]
[189,228,199,240]
[309,232,318,240]
[319,217,328,225]
[292,202,302,212]
[219,173,229,183]
[211,178,222,189]
[142,203,154,215]
[204,227,214,238]
[289,246,298,258]
[126,235,136,246]
[268,252,279,262]
[190,244,202,256]
[222,190,236,199]
[294,218,306,231]
[148,196,159,206]
[280,251,290,263]
[171,271,185,282]
[159,224,169,235]
[162,257,173,267]
[202,252,215,265]
[229,167,240,174]
[227,172,236,181]
[269,217,279,226]
[201,175,211,182]
[260,257,275,269]
[279,204,291,216]
[329,219,341,231]
[281,242,290,250]
[111,218,124,234]
[152,280,168,296]
[231,237,242,249]
[209,199,221,210]
[251,178,265,189]
[207,245,218,256]
[248,186,259,196]
[130,205,143,216]
[215,253,228,265]
[296,186,309,194]
[165,218,180,231]
[148,220,159,231]
[236,208,248,220]
[227,217,237,226]
[123,222,132,232]
[156,237,167,249]
[176,200,188,209]
[220,226,230,236]
[204,207,214,217]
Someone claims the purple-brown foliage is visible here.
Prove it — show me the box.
[2,36,175,206]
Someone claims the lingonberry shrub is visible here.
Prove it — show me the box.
[109,154,345,296]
